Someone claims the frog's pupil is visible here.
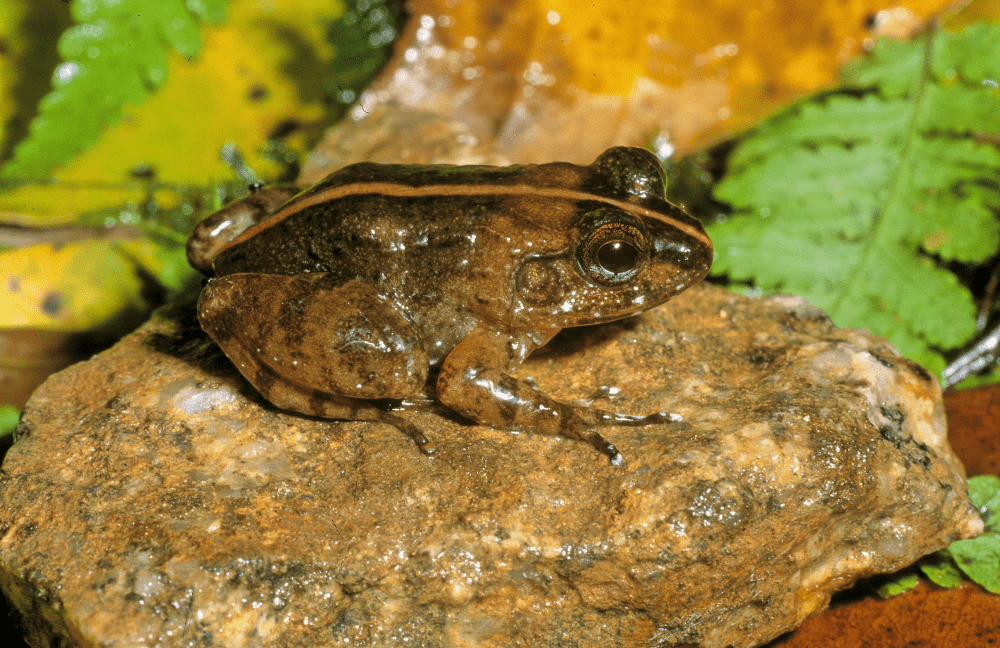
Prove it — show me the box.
[597,240,638,273]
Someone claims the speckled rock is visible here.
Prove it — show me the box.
[0,283,982,648]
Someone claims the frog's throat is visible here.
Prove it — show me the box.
[219,182,711,257]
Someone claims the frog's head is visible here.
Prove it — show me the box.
[513,147,713,328]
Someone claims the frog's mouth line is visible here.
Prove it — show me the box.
[220,182,711,256]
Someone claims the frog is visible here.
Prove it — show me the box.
[186,147,713,465]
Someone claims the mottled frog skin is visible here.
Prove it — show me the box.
[187,147,712,464]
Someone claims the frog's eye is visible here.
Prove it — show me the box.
[597,238,640,273]
[576,211,649,285]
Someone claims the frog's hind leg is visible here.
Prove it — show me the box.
[197,272,435,454]
[226,338,435,454]
[217,336,435,455]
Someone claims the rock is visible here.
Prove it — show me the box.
[0,283,982,648]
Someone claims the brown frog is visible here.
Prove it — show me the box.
[187,147,712,464]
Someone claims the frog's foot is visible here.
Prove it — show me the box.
[373,410,437,456]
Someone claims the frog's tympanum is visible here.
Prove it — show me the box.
[187,147,712,464]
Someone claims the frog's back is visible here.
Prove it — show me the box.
[211,160,584,282]
[212,192,487,291]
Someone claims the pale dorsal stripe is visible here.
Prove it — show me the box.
[222,182,710,255]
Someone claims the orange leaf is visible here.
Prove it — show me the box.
[361,0,956,163]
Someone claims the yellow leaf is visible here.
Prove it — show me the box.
[1,0,342,225]
[1,241,153,330]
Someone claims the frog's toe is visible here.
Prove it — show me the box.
[595,410,673,426]
[376,411,436,457]
[403,424,436,456]
[637,411,672,425]
[416,437,437,456]
[585,431,624,466]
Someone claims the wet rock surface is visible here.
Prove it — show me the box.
[0,283,982,648]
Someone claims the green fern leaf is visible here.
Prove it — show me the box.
[1,0,226,179]
[709,24,1000,373]
[325,0,405,104]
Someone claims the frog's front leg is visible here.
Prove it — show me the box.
[437,326,646,465]
[198,272,435,453]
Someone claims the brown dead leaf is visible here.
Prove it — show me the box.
[768,581,1000,648]
[357,0,955,164]
[945,384,1000,478]
[0,329,117,409]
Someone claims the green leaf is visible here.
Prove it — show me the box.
[0,405,19,440]
[968,475,1000,532]
[948,533,1000,594]
[186,0,227,25]
[919,552,965,588]
[841,37,925,97]
[930,22,1000,84]
[324,0,405,106]
[1,0,227,179]
[710,23,1000,373]
[875,571,920,598]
